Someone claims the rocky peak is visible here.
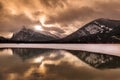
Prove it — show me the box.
[11,27,59,42]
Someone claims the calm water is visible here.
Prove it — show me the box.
[0,48,120,80]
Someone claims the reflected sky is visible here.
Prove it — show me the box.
[0,48,120,80]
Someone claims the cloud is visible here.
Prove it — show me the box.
[47,0,120,24]
[47,7,95,24]
[40,0,67,8]
[93,1,120,19]
[0,14,34,32]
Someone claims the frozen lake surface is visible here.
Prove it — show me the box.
[0,44,120,56]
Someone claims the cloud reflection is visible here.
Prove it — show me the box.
[0,48,120,80]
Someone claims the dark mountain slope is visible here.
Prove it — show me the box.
[59,18,120,43]
[0,36,9,42]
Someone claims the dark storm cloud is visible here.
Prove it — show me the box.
[45,0,119,26]
[47,7,95,24]
[47,0,120,26]
[93,1,120,19]
[0,2,7,18]
[0,14,34,32]
[0,2,3,10]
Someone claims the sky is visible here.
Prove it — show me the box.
[0,0,120,38]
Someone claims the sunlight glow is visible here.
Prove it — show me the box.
[8,8,17,15]
[39,16,55,27]
[8,33,13,38]
[34,25,43,31]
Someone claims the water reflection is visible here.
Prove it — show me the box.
[0,48,120,80]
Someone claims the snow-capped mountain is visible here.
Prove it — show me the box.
[60,18,120,43]
[11,27,59,42]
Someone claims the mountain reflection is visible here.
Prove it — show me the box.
[0,48,120,80]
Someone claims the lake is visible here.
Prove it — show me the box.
[0,48,120,80]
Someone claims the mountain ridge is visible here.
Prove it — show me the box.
[58,18,120,43]
[11,27,59,42]
[0,18,120,43]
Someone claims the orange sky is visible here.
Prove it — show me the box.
[0,0,120,38]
